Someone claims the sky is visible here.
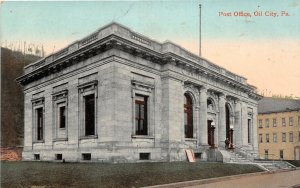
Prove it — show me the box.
[1,0,300,97]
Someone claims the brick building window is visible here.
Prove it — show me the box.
[282,118,286,127]
[266,134,269,143]
[273,133,277,143]
[258,119,262,128]
[298,116,300,126]
[282,133,286,142]
[184,93,193,138]
[289,117,294,126]
[280,150,284,159]
[273,118,277,127]
[289,132,293,142]
[298,132,300,142]
[265,119,269,128]
[135,94,148,135]
[259,134,263,143]
[264,150,268,159]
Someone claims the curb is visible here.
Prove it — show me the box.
[144,168,299,188]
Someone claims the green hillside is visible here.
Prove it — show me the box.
[1,47,41,147]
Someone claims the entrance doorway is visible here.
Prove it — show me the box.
[207,120,215,147]
[295,147,300,160]
[225,104,230,140]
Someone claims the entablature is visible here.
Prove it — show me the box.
[17,22,259,100]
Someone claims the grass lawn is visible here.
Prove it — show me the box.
[1,161,262,188]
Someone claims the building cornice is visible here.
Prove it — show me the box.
[16,22,260,100]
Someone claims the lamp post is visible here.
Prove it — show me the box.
[210,121,216,148]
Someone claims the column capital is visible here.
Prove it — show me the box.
[218,93,226,99]
[200,85,207,92]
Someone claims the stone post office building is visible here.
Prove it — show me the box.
[17,23,261,162]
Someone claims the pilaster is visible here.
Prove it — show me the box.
[199,87,208,145]
[218,93,226,147]
[234,100,242,146]
[241,101,248,146]
[252,107,258,151]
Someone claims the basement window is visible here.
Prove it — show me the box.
[139,153,150,160]
[195,152,202,159]
[34,154,40,160]
[55,154,63,160]
[82,153,91,161]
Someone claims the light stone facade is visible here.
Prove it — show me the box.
[17,23,261,163]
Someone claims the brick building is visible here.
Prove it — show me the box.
[258,97,300,160]
[17,23,261,162]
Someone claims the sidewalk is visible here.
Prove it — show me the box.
[146,169,300,188]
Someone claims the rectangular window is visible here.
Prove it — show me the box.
[273,133,277,143]
[248,119,251,143]
[266,119,270,128]
[298,116,300,126]
[84,94,95,136]
[299,131,300,142]
[259,134,263,143]
[36,107,44,141]
[280,150,283,159]
[258,119,262,128]
[139,153,150,160]
[82,153,91,160]
[289,132,293,142]
[266,134,269,143]
[55,154,63,160]
[282,118,286,127]
[265,119,269,128]
[59,106,66,128]
[34,154,40,160]
[289,117,294,126]
[273,118,277,127]
[135,95,148,135]
[264,150,268,159]
[282,133,286,142]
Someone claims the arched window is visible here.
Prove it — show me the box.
[184,93,193,138]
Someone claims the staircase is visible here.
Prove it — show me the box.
[220,149,296,171]
[253,160,296,171]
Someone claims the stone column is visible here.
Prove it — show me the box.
[199,87,208,145]
[218,94,226,147]
[234,100,242,147]
[195,105,200,143]
[252,106,259,151]
[241,101,248,146]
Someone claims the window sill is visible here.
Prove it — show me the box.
[185,138,197,142]
[53,138,68,142]
[33,140,45,144]
[80,135,98,140]
[132,135,154,139]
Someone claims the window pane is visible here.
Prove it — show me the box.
[59,106,66,128]
[85,94,95,136]
[37,108,43,140]
[135,95,148,135]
